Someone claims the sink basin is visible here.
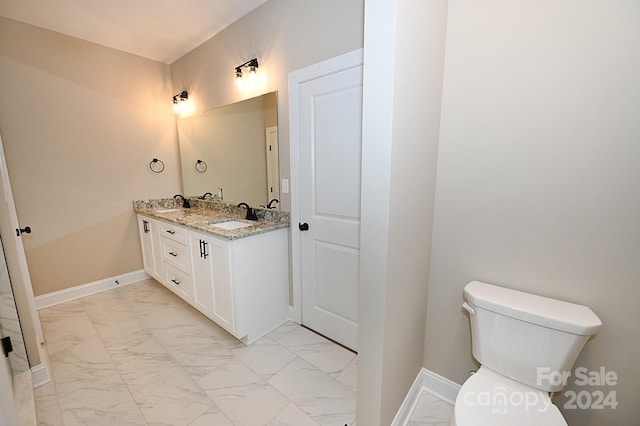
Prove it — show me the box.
[154,208,184,213]
[208,220,254,230]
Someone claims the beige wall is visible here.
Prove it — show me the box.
[5,2,634,424]
[0,18,180,296]
[170,0,365,212]
[425,1,640,424]
[359,0,447,424]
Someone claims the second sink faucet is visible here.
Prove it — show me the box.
[173,194,191,208]
[267,198,279,209]
[237,202,258,221]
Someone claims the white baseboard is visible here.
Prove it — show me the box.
[391,368,461,426]
[35,269,149,309]
[32,340,52,388]
[31,363,49,388]
[391,368,430,426]
[288,305,301,323]
[421,368,461,404]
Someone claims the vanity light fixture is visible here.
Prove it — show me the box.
[172,90,188,113]
[234,58,259,91]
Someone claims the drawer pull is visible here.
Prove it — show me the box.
[171,279,181,286]
[199,239,209,259]
[166,230,176,235]
[169,251,178,257]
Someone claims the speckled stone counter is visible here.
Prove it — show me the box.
[133,197,289,240]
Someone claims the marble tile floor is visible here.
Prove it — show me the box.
[34,279,357,426]
[16,369,38,426]
[406,391,453,426]
[33,278,452,426]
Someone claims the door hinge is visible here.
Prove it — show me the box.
[1,336,12,357]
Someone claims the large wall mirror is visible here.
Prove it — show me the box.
[177,91,279,209]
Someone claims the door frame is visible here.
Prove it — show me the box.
[265,126,279,204]
[288,48,364,323]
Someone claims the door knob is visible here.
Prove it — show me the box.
[298,222,309,231]
[16,226,31,236]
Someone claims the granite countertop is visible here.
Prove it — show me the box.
[133,198,289,241]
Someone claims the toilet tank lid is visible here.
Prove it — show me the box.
[464,281,602,335]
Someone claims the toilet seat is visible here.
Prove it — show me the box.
[452,367,567,426]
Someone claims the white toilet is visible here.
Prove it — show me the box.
[450,281,602,426]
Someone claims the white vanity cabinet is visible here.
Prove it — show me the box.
[187,228,289,344]
[136,212,289,345]
[137,215,163,281]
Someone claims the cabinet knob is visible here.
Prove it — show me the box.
[298,222,309,231]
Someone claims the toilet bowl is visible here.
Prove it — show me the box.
[450,281,601,426]
[451,367,566,426]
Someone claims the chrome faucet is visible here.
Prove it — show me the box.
[266,198,279,209]
[237,202,258,221]
[173,194,191,208]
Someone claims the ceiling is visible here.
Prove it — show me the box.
[0,0,269,64]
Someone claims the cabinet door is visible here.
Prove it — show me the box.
[209,237,236,334]
[189,234,215,319]
[188,231,236,335]
[138,215,162,280]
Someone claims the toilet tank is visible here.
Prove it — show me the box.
[463,281,602,392]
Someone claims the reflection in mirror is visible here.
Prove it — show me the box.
[177,92,279,209]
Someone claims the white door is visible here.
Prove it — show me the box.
[0,343,18,426]
[0,133,43,344]
[0,238,19,426]
[291,50,363,351]
[0,132,36,425]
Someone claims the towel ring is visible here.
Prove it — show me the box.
[195,159,208,173]
[149,158,165,173]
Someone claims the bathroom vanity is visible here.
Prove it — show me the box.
[134,198,289,344]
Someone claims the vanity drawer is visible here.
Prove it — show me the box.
[159,222,188,244]
[161,238,191,272]
[163,264,193,302]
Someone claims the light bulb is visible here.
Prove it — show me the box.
[235,71,244,91]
